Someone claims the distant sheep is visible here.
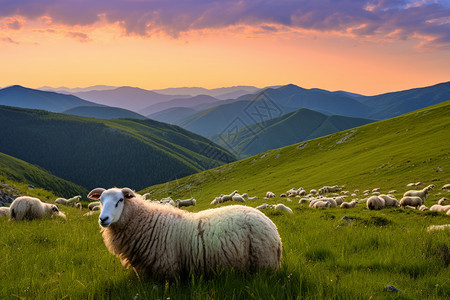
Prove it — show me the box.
[0,207,10,217]
[427,224,450,232]
[388,190,398,194]
[222,190,239,202]
[340,200,359,209]
[256,203,271,210]
[10,196,66,221]
[265,191,276,198]
[366,196,385,210]
[403,184,434,201]
[400,196,423,207]
[88,201,101,210]
[429,205,450,213]
[176,198,196,208]
[231,194,246,202]
[88,187,282,278]
[142,192,152,200]
[438,198,447,205]
[378,194,400,207]
[273,204,293,213]
[55,195,81,207]
[442,184,450,190]
[419,205,429,211]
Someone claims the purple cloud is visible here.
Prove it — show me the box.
[0,0,448,48]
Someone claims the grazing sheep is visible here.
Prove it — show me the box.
[265,191,276,198]
[89,201,101,210]
[231,194,246,202]
[210,196,223,205]
[273,204,293,213]
[407,183,416,187]
[256,203,271,210]
[419,205,429,211]
[415,182,423,186]
[176,198,196,208]
[221,190,239,202]
[388,190,398,194]
[55,195,81,207]
[403,184,434,201]
[10,196,66,221]
[441,184,450,190]
[366,196,385,210]
[354,189,360,194]
[372,188,380,193]
[88,187,282,278]
[340,200,359,209]
[400,196,424,207]
[438,198,447,205]
[310,189,317,195]
[429,205,450,213]
[427,224,450,232]
[0,207,10,217]
[378,194,400,207]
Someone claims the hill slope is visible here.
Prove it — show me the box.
[0,85,101,112]
[0,106,235,190]
[211,108,374,157]
[0,152,87,199]
[142,100,450,203]
[62,106,147,119]
[141,94,221,116]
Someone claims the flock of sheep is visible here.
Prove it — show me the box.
[0,181,448,279]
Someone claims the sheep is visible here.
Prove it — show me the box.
[378,194,400,207]
[310,189,317,195]
[75,202,82,210]
[273,204,293,213]
[55,195,81,207]
[403,184,434,201]
[221,190,239,202]
[142,192,152,200]
[256,203,271,210]
[419,205,429,211]
[429,205,450,213]
[400,196,424,207]
[447,209,450,216]
[176,198,196,208]
[407,183,416,187]
[0,207,10,217]
[366,196,385,210]
[265,191,276,198]
[437,198,447,205]
[312,200,331,208]
[210,197,223,205]
[372,188,380,193]
[88,187,282,278]
[231,194,246,202]
[427,224,450,232]
[415,182,423,186]
[247,196,258,200]
[340,200,359,209]
[89,201,101,210]
[442,184,450,190]
[388,190,398,194]
[10,196,66,221]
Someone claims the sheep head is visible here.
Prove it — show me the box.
[88,187,135,228]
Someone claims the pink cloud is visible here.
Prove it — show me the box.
[0,0,448,48]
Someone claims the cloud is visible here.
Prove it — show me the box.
[66,31,92,42]
[1,37,20,44]
[0,0,449,48]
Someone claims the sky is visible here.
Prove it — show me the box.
[0,0,449,95]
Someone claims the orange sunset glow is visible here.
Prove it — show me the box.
[1,0,449,95]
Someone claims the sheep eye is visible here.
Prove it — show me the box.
[115,198,123,208]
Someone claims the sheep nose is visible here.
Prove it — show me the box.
[99,216,109,223]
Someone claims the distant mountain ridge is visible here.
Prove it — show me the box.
[211,108,374,157]
[61,106,148,120]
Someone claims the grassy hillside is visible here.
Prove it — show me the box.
[0,152,87,200]
[0,106,235,190]
[211,108,374,157]
[62,105,148,119]
[142,100,450,203]
[148,107,199,124]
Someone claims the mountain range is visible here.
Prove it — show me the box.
[0,106,235,190]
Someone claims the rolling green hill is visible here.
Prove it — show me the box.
[142,100,450,203]
[0,105,235,190]
[211,108,374,157]
[62,105,148,119]
[0,151,87,200]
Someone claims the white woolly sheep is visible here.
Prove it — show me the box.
[340,200,359,209]
[415,182,423,186]
[429,205,450,213]
[310,189,317,195]
[88,187,282,278]
[441,184,450,190]
[407,183,416,187]
[378,194,400,207]
[427,224,450,232]
[55,195,81,207]
[437,198,447,205]
[0,207,10,217]
[388,190,398,194]
[366,196,385,210]
[265,191,276,198]
[419,205,429,211]
[256,203,271,210]
[89,201,101,210]
[403,184,434,201]
[372,188,380,192]
[221,190,239,202]
[273,204,293,213]
[247,196,258,200]
[10,196,66,221]
[210,196,223,205]
[400,196,424,207]
[231,194,246,202]
[176,198,196,208]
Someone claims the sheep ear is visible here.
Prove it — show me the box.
[88,188,106,199]
[122,188,135,199]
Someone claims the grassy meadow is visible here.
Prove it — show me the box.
[1,101,450,299]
